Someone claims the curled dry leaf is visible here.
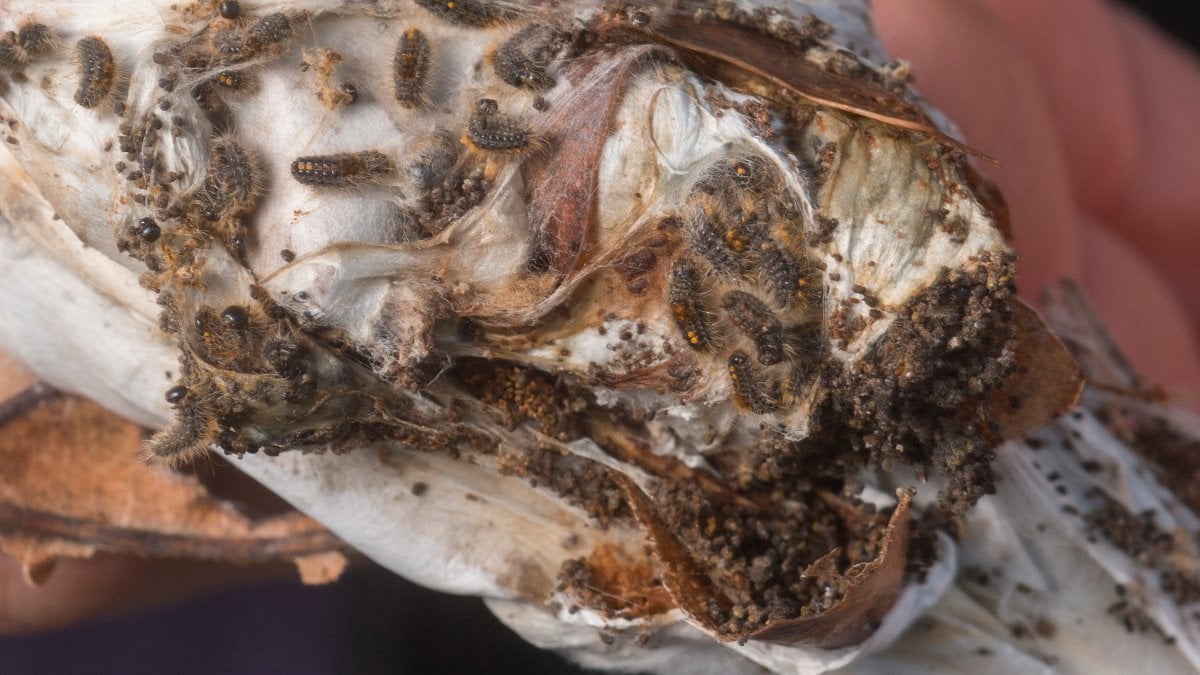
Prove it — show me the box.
[0,365,346,585]
[8,0,1197,673]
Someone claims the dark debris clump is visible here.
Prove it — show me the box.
[802,254,1020,516]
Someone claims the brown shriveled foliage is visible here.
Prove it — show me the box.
[0,350,348,587]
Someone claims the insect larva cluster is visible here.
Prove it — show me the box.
[291,151,394,189]
[0,21,53,70]
[89,4,589,465]
[666,154,831,414]
[722,291,784,366]
[78,1,859,464]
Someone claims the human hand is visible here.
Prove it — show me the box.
[875,0,1200,395]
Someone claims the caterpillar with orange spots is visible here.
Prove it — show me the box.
[74,36,116,108]
[291,151,394,189]
[393,28,431,108]
[668,259,713,351]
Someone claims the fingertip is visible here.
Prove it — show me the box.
[873,0,1084,300]
[1080,218,1200,398]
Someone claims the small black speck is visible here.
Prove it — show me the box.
[165,385,188,404]
[221,305,249,329]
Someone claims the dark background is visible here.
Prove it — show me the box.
[1131,0,1200,50]
[2,3,1197,674]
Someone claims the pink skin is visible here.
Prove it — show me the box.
[875,0,1200,398]
[4,0,1200,634]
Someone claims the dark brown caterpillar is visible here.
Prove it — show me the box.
[721,291,784,365]
[0,35,26,70]
[74,36,116,108]
[246,13,292,52]
[727,350,778,414]
[192,81,233,134]
[393,28,431,108]
[211,28,248,65]
[783,323,825,394]
[492,23,562,91]
[0,22,54,70]
[687,197,744,275]
[291,151,394,189]
[205,12,292,66]
[197,137,263,234]
[759,242,822,309]
[668,259,713,351]
[413,0,511,28]
[145,403,220,463]
[17,21,54,56]
[465,99,531,153]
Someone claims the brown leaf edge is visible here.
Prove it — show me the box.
[613,470,915,649]
[988,298,1085,442]
[597,14,995,163]
[0,390,347,586]
[747,491,911,648]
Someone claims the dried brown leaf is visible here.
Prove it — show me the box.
[746,491,912,648]
[988,298,1085,441]
[0,369,345,584]
[0,352,37,403]
[614,469,914,648]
